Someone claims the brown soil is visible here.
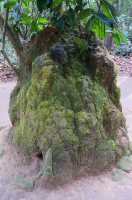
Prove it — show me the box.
[0,65,16,82]
[110,55,132,76]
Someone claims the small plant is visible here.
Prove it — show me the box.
[108,139,116,148]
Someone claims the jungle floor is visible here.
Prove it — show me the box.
[0,55,132,200]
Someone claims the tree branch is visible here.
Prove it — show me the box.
[0,49,20,79]
[0,12,23,58]
[2,8,9,50]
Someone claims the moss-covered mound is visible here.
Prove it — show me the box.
[9,31,131,183]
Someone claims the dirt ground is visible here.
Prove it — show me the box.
[0,75,132,199]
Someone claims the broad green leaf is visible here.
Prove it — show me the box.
[117,32,127,42]
[85,15,95,31]
[52,16,65,29]
[38,18,48,24]
[85,16,106,39]
[51,0,63,9]
[66,8,77,29]
[22,0,30,10]
[98,21,106,39]
[78,8,94,20]
[106,29,127,44]
[37,0,52,12]
[30,19,38,32]
[21,12,32,25]
[101,0,117,23]
[38,25,43,30]
[76,0,82,4]
[112,34,120,45]
[57,17,65,29]
[8,16,14,21]
[4,1,16,8]
[69,13,77,29]
[110,29,127,44]
[37,0,45,12]
[94,13,114,28]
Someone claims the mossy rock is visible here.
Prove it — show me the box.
[9,31,131,183]
[116,156,132,173]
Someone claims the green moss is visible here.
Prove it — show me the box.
[9,85,21,125]
[93,81,107,111]
[69,58,83,77]
[114,62,118,74]
[43,148,53,178]
[9,44,130,182]
[110,86,120,105]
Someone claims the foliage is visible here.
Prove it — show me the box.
[117,14,132,35]
[113,41,132,56]
[0,0,126,43]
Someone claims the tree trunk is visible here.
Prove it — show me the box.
[104,32,113,52]
[0,13,23,58]
[104,1,119,52]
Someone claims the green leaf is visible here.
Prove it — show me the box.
[85,15,95,30]
[85,15,106,40]
[30,19,38,33]
[117,32,127,42]
[37,0,45,12]
[66,8,77,29]
[78,8,94,20]
[108,139,115,148]
[38,18,48,24]
[51,0,63,9]
[21,12,32,25]
[109,29,127,44]
[76,0,82,4]
[74,37,83,46]
[113,34,120,45]
[57,17,65,29]
[38,25,43,30]
[74,37,85,52]
[4,1,16,8]
[22,0,30,10]
[12,24,23,37]
[101,0,116,23]
[8,16,14,21]
[52,16,65,29]
[94,13,114,28]
[37,0,52,12]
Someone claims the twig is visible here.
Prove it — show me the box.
[1,5,20,79]
[2,7,9,50]
[95,0,101,12]
[0,49,20,79]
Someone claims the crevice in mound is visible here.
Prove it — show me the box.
[35,151,43,160]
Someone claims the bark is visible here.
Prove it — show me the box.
[104,33,113,52]
[104,1,119,52]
